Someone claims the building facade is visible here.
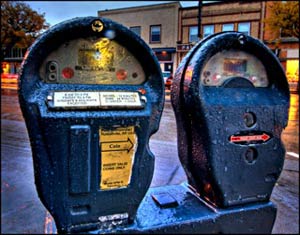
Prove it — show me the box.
[177,1,264,63]
[98,1,298,92]
[177,1,299,91]
[1,48,26,75]
[98,2,180,75]
[2,1,298,92]
[263,1,299,91]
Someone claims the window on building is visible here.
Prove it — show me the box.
[150,25,161,43]
[189,26,198,42]
[130,26,141,37]
[222,23,234,32]
[2,62,20,74]
[4,48,27,59]
[203,25,214,38]
[238,22,251,35]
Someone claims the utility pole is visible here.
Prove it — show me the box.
[198,0,203,39]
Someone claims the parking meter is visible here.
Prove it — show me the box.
[18,17,164,233]
[172,32,290,208]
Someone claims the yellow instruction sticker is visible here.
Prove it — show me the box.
[100,126,137,190]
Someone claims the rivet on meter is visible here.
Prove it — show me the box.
[243,112,256,127]
[47,95,53,101]
[238,34,246,45]
[141,96,147,104]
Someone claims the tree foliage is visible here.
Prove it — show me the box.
[265,1,299,40]
[1,1,49,59]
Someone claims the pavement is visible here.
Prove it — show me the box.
[1,89,299,234]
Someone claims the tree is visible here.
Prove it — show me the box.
[1,1,49,60]
[264,1,299,41]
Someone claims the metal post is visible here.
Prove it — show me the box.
[198,0,202,39]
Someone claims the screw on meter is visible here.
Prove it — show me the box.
[18,17,164,233]
[171,32,290,208]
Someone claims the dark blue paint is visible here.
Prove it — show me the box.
[18,17,164,233]
[171,32,290,207]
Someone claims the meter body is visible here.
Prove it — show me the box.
[19,17,164,233]
[171,32,290,207]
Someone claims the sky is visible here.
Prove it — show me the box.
[25,1,199,27]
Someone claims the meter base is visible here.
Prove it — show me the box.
[45,183,277,234]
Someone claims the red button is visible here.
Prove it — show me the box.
[116,69,127,80]
[62,67,74,79]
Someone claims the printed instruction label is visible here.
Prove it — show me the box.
[53,92,100,107]
[99,92,141,107]
[52,91,142,108]
[99,126,137,190]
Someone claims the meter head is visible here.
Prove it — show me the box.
[201,50,269,88]
[40,37,146,85]
[186,32,289,94]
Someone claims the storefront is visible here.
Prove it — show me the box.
[285,49,299,93]
[152,47,176,75]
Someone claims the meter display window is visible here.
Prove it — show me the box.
[40,37,146,84]
[201,50,269,87]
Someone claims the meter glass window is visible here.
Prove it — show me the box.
[201,50,269,87]
[40,37,146,84]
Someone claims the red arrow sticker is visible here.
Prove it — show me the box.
[229,132,271,144]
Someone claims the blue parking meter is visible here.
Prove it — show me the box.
[172,32,290,207]
[18,17,164,233]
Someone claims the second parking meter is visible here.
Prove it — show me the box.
[18,17,164,233]
[172,32,290,208]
